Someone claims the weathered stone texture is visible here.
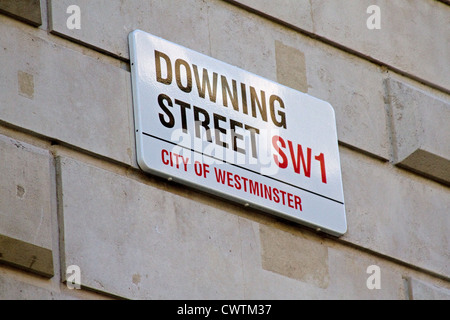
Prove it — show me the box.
[0,17,134,166]
[341,147,450,278]
[0,0,42,26]
[386,78,450,185]
[57,156,414,299]
[0,134,53,277]
[0,135,52,249]
[228,0,450,91]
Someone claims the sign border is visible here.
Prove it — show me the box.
[128,30,347,237]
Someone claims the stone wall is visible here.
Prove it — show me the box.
[0,0,449,299]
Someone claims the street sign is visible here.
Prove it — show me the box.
[129,30,347,236]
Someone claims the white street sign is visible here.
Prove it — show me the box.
[129,30,347,236]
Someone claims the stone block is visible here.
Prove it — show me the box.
[326,247,406,299]
[407,277,450,300]
[259,225,329,289]
[275,40,308,92]
[57,156,256,299]
[0,0,42,26]
[0,235,53,278]
[49,0,211,59]
[304,42,389,159]
[0,267,111,299]
[207,2,278,80]
[308,0,450,91]
[0,270,58,300]
[229,0,450,91]
[0,17,134,166]
[387,78,450,185]
[243,225,405,299]
[57,155,414,299]
[0,134,53,277]
[225,0,313,30]
[340,147,450,278]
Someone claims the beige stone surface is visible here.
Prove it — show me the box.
[207,2,277,80]
[0,234,53,278]
[0,0,42,26]
[226,0,313,30]
[275,40,308,93]
[340,147,450,278]
[230,0,450,91]
[0,266,112,300]
[386,78,450,185]
[49,0,211,59]
[326,246,406,299]
[0,16,134,166]
[57,155,413,299]
[0,134,53,251]
[57,156,250,299]
[0,0,447,301]
[304,41,389,159]
[408,277,450,300]
[0,271,63,300]
[260,225,329,289]
[237,224,406,300]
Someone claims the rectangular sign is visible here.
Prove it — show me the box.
[129,30,347,236]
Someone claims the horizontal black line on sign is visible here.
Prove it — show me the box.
[142,132,344,205]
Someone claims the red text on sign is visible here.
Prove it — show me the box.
[214,167,302,211]
[272,135,327,184]
[161,149,189,172]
